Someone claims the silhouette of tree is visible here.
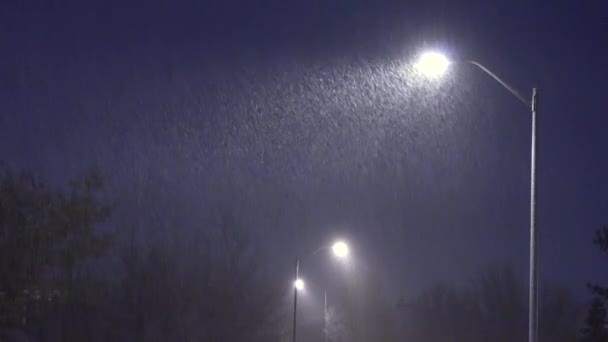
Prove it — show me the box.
[0,163,114,340]
[119,207,283,341]
[582,225,608,342]
[399,265,580,342]
[0,163,56,330]
[589,226,608,300]
[580,297,608,342]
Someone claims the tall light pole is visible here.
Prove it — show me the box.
[292,240,350,342]
[292,259,301,342]
[324,290,328,342]
[416,52,539,342]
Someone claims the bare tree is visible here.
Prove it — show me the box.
[119,207,284,341]
[399,265,580,342]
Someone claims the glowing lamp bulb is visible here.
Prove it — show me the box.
[415,52,450,78]
[332,241,349,259]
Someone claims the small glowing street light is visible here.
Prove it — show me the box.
[415,51,450,78]
[293,239,353,342]
[294,278,304,291]
[331,241,349,259]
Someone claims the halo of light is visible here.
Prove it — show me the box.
[415,51,450,78]
[332,241,349,259]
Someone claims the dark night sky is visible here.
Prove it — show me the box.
[1,0,608,304]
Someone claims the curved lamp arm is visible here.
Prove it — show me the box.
[466,60,531,108]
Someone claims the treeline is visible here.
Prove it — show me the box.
[398,223,608,342]
[3,161,608,341]
[398,266,581,342]
[0,162,284,341]
[0,162,113,340]
[580,225,608,342]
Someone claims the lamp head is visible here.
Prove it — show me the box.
[294,279,304,290]
[415,51,450,78]
[332,241,349,259]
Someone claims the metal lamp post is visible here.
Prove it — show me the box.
[416,52,539,342]
[292,258,300,342]
[292,240,350,342]
[324,290,328,342]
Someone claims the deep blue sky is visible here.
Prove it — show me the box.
[1,0,607,302]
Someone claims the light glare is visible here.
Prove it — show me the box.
[415,52,450,78]
[332,241,349,259]
[294,279,304,290]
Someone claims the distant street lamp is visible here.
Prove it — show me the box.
[294,278,305,291]
[331,241,349,259]
[293,240,350,342]
[416,51,539,342]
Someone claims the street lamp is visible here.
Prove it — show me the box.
[416,51,539,342]
[293,240,350,342]
[332,240,349,259]
[414,51,450,78]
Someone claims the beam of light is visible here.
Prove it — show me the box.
[415,51,450,78]
[294,279,304,290]
[331,241,349,259]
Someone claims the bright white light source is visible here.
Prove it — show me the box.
[415,51,450,78]
[294,279,304,290]
[332,241,349,259]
